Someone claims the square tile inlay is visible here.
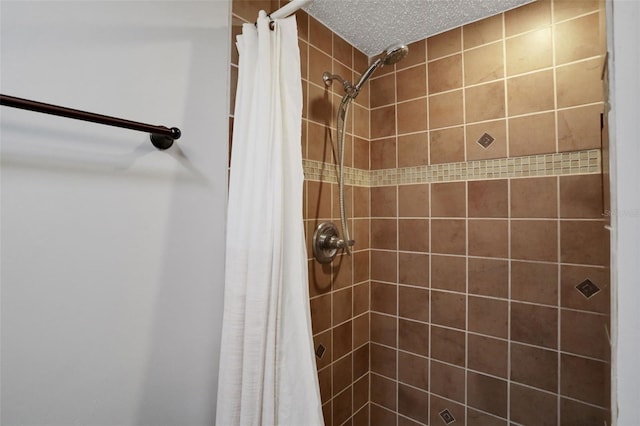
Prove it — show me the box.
[476,133,495,149]
[439,409,455,424]
[315,344,326,359]
[576,278,601,298]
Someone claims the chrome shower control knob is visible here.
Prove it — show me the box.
[312,222,355,264]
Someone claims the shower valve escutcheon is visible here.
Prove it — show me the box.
[313,222,355,264]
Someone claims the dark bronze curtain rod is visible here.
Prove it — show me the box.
[0,94,181,150]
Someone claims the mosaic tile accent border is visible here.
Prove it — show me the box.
[303,149,601,187]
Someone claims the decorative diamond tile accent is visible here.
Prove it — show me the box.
[477,132,495,148]
[315,344,326,359]
[439,409,455,424]
[576,279,601,298]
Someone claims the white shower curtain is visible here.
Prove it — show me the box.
[216,11,324,426]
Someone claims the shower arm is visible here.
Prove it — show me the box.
[322,72,357,97]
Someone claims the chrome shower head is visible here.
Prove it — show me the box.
[352,43,409,95]
[381,43,409,66]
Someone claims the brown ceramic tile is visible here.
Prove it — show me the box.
[561,309,609,360]
[370,73,396,108]
[469,219,509,258]
[467,372,508,418]
[353,282,369,315]
[295,9,309,41]
[561,353,609,406]
[314,330,332,369]
[371,282,397,315]
[430,126,465,164]
[428,28,462,60]
[398,252,429,287]
[398,384,429,424]
[371,219,397,250]
[353,219,370,252]
[371,312,397,347]
[468,257,509,298]
[431,325,466,367]
[554,0,601,22]
[561,264,610,314]
[318,366,332,403]
[371,106,397,139]
[354,250,370,284]
[333,353,353,395]
[311,294,331,334]
[555,13,605,65]
[353,103,370,139]
[371,137,396,170]
[333,320,352,360]
[308,45,333,87]
[430,360,465,402]
[509,111,557,156]
[308,16,332,54]
[507,69,555,116]
[302,81,308,119]
[557,104,604,152]
[354,343,369,378]
[333,288,353,327]
[429,90,464,129]
[468,334,508,378]
[511,260,559,305]
[332,183,353,219]
[510,383,558,426]
[510,177,558,218]
[430,394,466,426]
[371,403,397,426]
[560,220,609,266]
[556,58,604,108]
[354,136,369,170]
[511,220,558,262]
[333,34,353,69]
[466,81,505,123]
[399,39,427,70]
[399,319,429,356]
[560,397,610,426]
[398,132,429,168]
[431,219,466,255]
[468,180,508,218]
[397,65,427,102]
[399,219,429,252]
[307,120,333,163]
[468,296,508,338]
[511,302,558,348]
[354,49,368,75]
[332,61,353,97]
[505,0,551,37]
[431,182,466,217]
[506,28,553,76]
[371,373,397,411]
[371,186,397,217]
[398,351,429,390]
[467,408,506,426]
[322,401,332,426]
[560,174,604,218]
[466,119,507,161]
[398,184,429,217]
[464,14,503,49]
[371,343,397,379]
[371,250,397,283]
[333,385,352,426]
[429,54,463,94]
[232,0,271,22]
[431,255,466,292]
[309,259,332,297]
[431,290,466,330]
[397,98,428,134]
[229,65,238,114]
[333,253,353,289]
[308,80,333,124]
[399,286,429,322]
[464,41,504,86]
[510,342,558,392]
[354,312,369,347]
[353,374,369,412]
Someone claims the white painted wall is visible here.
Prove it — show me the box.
[0,1,229,425]
[607,0,640,424]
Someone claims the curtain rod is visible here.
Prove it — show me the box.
[0,94,181,150]
[269,0,312,20]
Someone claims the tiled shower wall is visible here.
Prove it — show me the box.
[231,1,372,425]
[367,0,610,425]
[229,0,610,425]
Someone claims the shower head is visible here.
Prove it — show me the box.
[352,43,409,95]
[381,43,409,66]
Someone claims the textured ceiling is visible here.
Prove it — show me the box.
[304,0,533,57]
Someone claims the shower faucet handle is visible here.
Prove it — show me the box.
[312,222,355,263]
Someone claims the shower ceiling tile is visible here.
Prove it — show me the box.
[303,0,533,57]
